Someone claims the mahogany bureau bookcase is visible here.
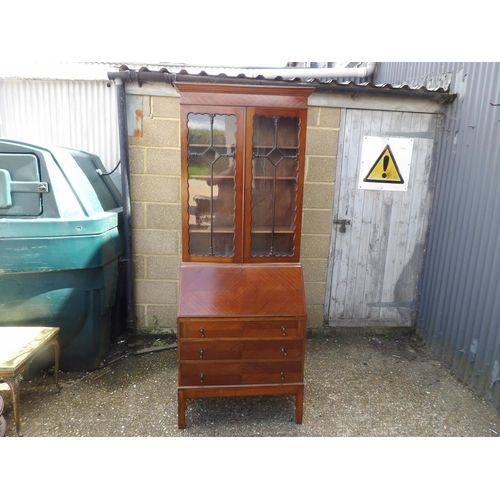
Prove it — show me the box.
[175,82,314,429]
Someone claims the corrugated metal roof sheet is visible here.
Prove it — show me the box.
[119,62,450,92]
[0,62,451,94]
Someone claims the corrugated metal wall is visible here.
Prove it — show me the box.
[375,62,500,408]
[0,77,120,182]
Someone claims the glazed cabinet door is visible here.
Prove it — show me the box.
[181,105,245,262]
[244,107,308,263]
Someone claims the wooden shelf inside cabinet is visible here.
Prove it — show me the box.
[252,176,298,181]
[188,226,235,233]
[250,227,295,233]
[188,175,235,180]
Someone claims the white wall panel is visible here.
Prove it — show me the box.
[0,78,120,184]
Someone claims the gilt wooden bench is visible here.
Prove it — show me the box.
[0,327,60,436]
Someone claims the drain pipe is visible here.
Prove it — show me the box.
[113,77,135,335]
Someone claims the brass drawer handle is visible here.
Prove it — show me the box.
[199,328,205,337]
[199,349,204,359]
[281,371,285,380]
[200,373,204,383]
[280,347,288,356]
[282,326,286,336]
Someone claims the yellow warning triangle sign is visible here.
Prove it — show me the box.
[364,145,404,184]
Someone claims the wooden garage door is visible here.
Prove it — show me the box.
[325,108,440,327]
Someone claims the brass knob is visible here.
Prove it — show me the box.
[199,328,205,337]
[280,347,288,356]
[281,372,285,380]
[282,326,286,336]
[200,373,204,383]
[199,349,204,359]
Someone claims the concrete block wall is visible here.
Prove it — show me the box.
[128,95,181,330]
[127,93,339,331]
[302,106,339,328]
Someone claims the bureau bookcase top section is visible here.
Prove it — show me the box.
[176,83,314,264]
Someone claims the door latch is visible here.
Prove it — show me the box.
[333,219,351,233]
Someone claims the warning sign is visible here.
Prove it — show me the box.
[364,145,404,184]
[358,137,413,192]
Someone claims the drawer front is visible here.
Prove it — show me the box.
[241,339,303,360]
[182,321,242,339]
[179,319,303,339]
[180,340,242,360]
[242,320,300,338]
[242,361,303,384]
[179,339,303,361]
[241,361,302,384]
[179,362,242,386]
[179,360,303,387]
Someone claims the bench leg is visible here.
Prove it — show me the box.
[0,395,6,437]
[52,340,61,391]
[5,376,22,436]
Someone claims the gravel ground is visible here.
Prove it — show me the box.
[1,331,499,438]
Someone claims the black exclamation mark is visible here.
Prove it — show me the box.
[382,154,389,178]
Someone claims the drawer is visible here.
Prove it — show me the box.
[242,361,303,384]
[179,340,242,360]
[182,321,242,339]
[179,339,303,361]
[242,320,300,338]
[179,319,302,339]
[179,360,303,386]
[241,339,303,360]
[179,362,242,386]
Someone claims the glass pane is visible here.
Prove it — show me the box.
[250,114,300,257]
[252,115,276,149]
[187,112,237,257]
[250,233,295,257]
[274,179,296,229]
[276,156,298,179]
[251,167,274,229]
[277,116,299,149]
